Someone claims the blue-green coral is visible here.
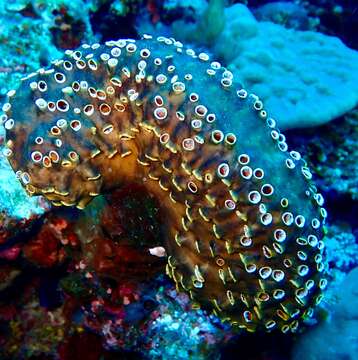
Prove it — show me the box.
[0,0,94,98]
[164,2,358,129]
[292,267,358,360]
[2,35,328,332]
[0,128,46,219]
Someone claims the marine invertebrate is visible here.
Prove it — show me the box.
[2,35,328,333]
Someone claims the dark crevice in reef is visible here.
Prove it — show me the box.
[220,331,294,360]
[0,216,45,252]
[50,7,87,50]
[149,0,200,25]
[312,0,358,50]
[89,0,139,42]
[103,183,164,249]
[286,116,358,232]
[322,191,358,230]
[0,260,67,309]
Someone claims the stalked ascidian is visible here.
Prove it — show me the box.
[1,35,328,333]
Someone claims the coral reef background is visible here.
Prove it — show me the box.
[0,0,356,359]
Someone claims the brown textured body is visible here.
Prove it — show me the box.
[2,36,327,332]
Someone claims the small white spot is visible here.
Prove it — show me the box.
[126,43,137,53]
[191,119,202,130]
[240,166,252,180]
[217,163,230,178]
[259,267,272,279]
[245,264,256,273]
[319,278,328,290]
[149,246,166,257]
[7,89,16,97]
[111,47,121,57]
[63,61,73,71]
[240,236,252,247]
[37,81,47,92]
[295,215,306,228]
[206,113,216,123]
[211,61,221,70]
[100,53,110,62]
[211,130,224,144]
[138,60,147,71]
[56,99,70,112]
[4,118,14,130]
[29,82,38,90]
[198,52,209,61]
[302,166,313,180]
[225,199,236,210]
[272,270,285,282]
[72,50,82,60]
[80,81,88,90]
[282,212,294,226]
[2,148,12,157]
[261,213,273,226]
[20,172,31,184]
[271,130,279,140]
[88,59,98,70]
[35,98,47,110]
[172,81,185,94]
[194,105,208,117]
[253,168,264,179]
[238,154,250,165]
[311,218,321,229]
[285,158,295,169]
[182,138,195,151]
[154,107,168,121]
[266,118,276,128]
[274,229,286,242]
[57,119,67,128]
[83,105,94,116]
[297,265,309,277]
[70,120,82,131]
[2,103,11,112]
[273,289,285,300]
[31,151,43,163]
[0,114,7,125]
[159,133,169,145]
[261,183,274,196]
[290,150,301,160]
[307,235,318,247]
[237,89,247,99]
[103,124,114,134]
[54,72,66,83]
[248,191,261,204]
[108,58,118,68]
[221,78,232,87]
[156,74,167,84]
[35,136,43,144]
[116,40,126,48]
[140,48,150,58]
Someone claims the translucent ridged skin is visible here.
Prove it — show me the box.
[2,35,328,332]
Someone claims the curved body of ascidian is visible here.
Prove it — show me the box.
[1,35,328,333]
